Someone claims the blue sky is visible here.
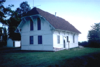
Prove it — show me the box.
[2,0,100,42]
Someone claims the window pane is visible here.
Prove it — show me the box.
[30,19,33,31]
[37,18,41,30]
[30,36,33,44]
[67,36,69,42]
[73,35,75,43]
[57,35,60,44]
[38,36,42,44]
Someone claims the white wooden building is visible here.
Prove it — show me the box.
[7,33,21,47]
[7,38,21,47]
[17,7,81,51]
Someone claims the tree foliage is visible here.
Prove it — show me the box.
[20,1,31,15]
[78,41,89,47]
[0,0,14,24]
[0,0,13,46]
[7,1,31,38]
[88,23,100,47]
[0,27,7,47]
[0,1,31,46]
[0,1,31,39]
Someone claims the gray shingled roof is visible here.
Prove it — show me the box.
[25,7,81,33]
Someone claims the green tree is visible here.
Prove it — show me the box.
[0,0,14,24]
[88,23,100,47]
[7,1,31,38]
[0,27,7,47]
[0,0,13,47]
[0,1,31,39]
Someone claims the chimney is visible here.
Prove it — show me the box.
[55,12,56,17]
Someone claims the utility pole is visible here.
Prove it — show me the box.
[33,0,34,7]
[33,0,41,8]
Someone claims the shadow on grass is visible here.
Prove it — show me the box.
[48,53,100,67]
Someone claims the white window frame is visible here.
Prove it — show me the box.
[57,35,60,44]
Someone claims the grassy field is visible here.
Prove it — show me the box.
[1,47,100,67]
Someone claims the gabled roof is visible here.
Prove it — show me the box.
[24,7,81,33]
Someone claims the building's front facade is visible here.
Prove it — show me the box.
[20,15,54,51]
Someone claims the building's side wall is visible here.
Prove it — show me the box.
[53,31,79,49]
[53,31,64,48]
[68,34,79,48]
[7,38,13,47]
[15,41,21,47]
[7,38,21,47]
[21,16,53,51]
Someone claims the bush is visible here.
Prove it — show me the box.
[88,40,100,48]
[78,41,89,47]
[79,40,100,48]
[0,42,7,47]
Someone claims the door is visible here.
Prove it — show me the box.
[63,40,65,48]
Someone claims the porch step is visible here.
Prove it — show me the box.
[53,48,64,51]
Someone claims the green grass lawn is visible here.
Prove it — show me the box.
[1,47,100,67]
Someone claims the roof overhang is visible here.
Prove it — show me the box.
[17,14,42,29]
[17,14,55,32]
[54,29,81,34]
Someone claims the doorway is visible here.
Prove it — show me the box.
[63,40,65,48]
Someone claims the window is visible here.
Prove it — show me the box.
[67,36,69,42]
[57,35,60,44]
[38,36,42,44]
[30,36,33,44]
[37,18,41,30]
[73,34,75,43]
[30,19,33,31]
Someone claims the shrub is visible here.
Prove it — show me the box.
[78,41,89,47]
[0,42,7,47]
[88,40,100,48]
